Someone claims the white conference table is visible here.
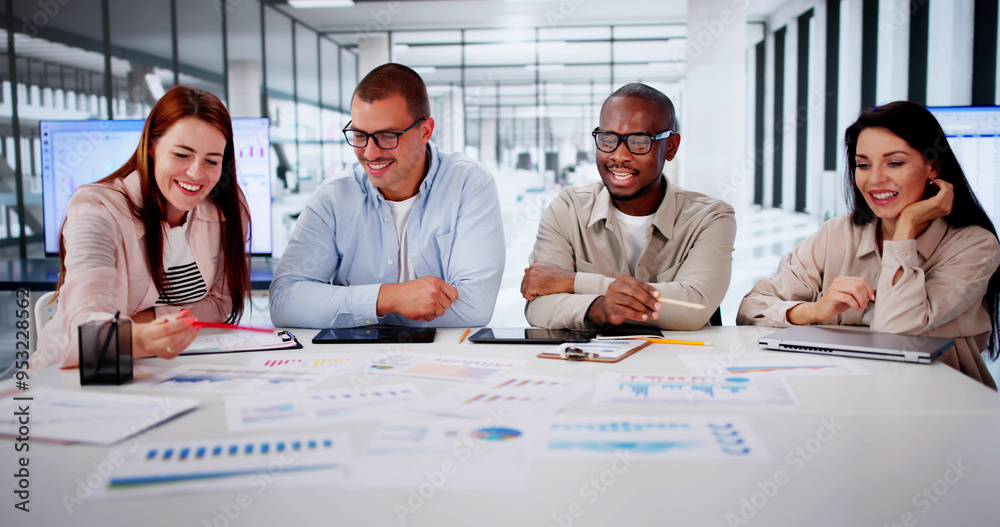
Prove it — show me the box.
[3,326,1000,526]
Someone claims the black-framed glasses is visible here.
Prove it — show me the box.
[343,117,426,150]
[592,127,674,155]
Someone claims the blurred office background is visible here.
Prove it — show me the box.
[0,0,998,375]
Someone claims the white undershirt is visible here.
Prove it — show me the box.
[613,208,655,275]
[154,216,207,306]
[386,195,419,282]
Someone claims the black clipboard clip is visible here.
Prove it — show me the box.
[277,330,295,342]
[562,346,594,361]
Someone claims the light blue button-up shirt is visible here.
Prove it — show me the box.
[269,142,505,328]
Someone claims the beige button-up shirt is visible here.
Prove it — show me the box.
[737,214,1000,389]
[525,180,736,330]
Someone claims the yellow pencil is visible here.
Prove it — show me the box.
[458,328,472,343]
[641,338,713,346]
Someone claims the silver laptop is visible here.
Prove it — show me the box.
[758,326,953,363]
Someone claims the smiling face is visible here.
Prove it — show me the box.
[854,127,938,224]
[350,93,434,201]
[151,117,227,227]
[596,96,680,216]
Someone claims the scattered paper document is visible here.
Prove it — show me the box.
[245,353,377,374]
[679,352,871,378]
[592,373,797,406]
[127,364,330,394]
[542,414,769,460]
[356,418,534,489]
[366,353,528,382]
[409,375,593,420]
[0,388,197,445]
[225,383,424,432]
[102,433,351,498]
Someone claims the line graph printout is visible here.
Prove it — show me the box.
[127,364,331,394]
[224,384,424,432]
[0,388,198,445]
[679,353,871,378]
[366,353,528,383]
[409,375,593,420]
[542,415,769,460]
[592,374,796,406]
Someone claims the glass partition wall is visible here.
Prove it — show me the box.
[0,0,356,259]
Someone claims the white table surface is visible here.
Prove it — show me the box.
[3,326,1000,526]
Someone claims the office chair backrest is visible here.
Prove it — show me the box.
[34,291,58,334]
[709,307,723,327]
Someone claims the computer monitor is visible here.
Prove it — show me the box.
[927,106,1000,228]
[40,117,272,256]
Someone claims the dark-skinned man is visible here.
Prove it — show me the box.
[521,83,736,330]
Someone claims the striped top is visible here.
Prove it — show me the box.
[154,216,207,306]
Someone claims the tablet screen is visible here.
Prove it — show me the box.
[312,326,436,344]
[469,328,595,343]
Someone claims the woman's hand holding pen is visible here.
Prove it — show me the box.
[131,309,200,359]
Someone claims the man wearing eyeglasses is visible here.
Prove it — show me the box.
[521,83,736,330]
[270,63,505,328]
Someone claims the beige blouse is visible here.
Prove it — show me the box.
[737,215,1000,389]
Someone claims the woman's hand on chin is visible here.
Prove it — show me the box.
[893,178,954,241]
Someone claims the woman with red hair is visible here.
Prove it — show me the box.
[33,86,250,369]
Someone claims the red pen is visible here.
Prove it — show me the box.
[185,320,275,334]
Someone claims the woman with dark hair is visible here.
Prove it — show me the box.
[738,101,1000,388]
[32,86,250,369]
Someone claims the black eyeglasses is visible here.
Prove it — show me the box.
[343,117,426,150]
[592,127,674,155]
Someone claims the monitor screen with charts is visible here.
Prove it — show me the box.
[41,117,272,255]
[927,106,1000,229]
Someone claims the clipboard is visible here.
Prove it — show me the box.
[537,340,651,363]
[180,329,303,355]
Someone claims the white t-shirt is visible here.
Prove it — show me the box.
[613,208,654,275]
[153,216,207,306]
[386,195,419,283]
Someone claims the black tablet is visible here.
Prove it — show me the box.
[468,327,595,344]
[312,325,436,344]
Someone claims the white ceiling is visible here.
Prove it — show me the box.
[276,0,787,37]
